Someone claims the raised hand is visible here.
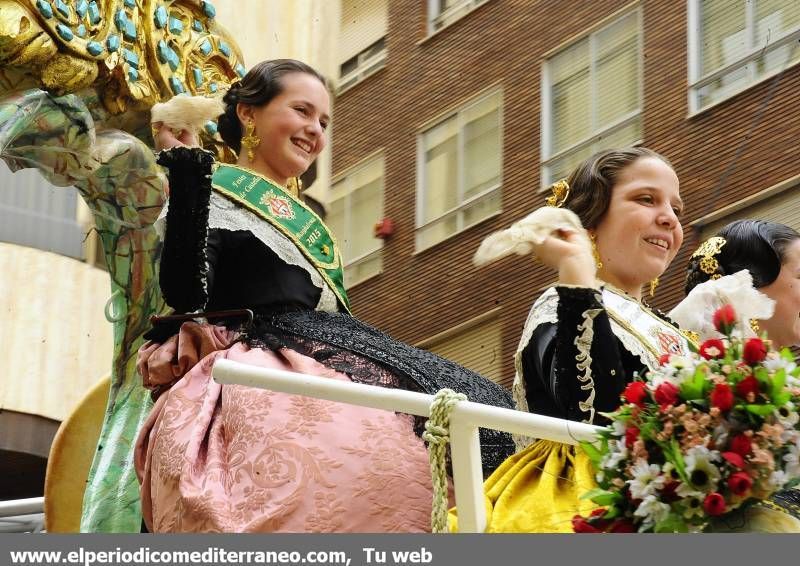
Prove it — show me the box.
[152,121,199,151]
[533,228,597,288]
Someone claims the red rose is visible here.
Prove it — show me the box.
[710,382,734,412]
[699,338,726,360]
[713,304,737,334]
[608,519,637,533]
[624,381,648,407]
[721,451,745,469]
[572,514,603,533]
[703,492,726,516]
[727,472,753,496]
[654,382,680,409]
[658,353,672,366]
[729,434,752,457]
[736,375,759,399]
[742,338,767,365]
[625,426,640,449]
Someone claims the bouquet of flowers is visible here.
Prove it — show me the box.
[573,304,800,533]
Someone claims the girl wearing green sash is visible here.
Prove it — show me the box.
[133,59,514,533]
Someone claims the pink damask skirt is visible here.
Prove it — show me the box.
[133,323,436,532]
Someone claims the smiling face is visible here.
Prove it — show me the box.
[593,156,684,297]
[759,239,800,348]
[237,71,330,186]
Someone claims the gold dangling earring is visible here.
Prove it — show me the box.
[240,120,260,163]
[650,277,659,297]
[749,318,760,334]
[589,232,603,269]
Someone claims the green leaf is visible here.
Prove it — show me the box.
[744,403,776,416]
[754,366,771,385]
[655,514,689,533]
[579,440,604,466]
[680,368,706,400]
[667,439,689,482]
[580,488,622,506]
[769,369,786,398]
[773,392,791,407]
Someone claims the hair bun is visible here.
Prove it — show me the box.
[223,81,242,105]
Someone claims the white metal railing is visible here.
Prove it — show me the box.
[0,497,44,533]
[212,358,601,533]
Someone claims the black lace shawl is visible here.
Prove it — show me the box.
[152,146,516,477]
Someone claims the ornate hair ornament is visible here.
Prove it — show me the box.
[545,179,570,207]
[691,236,726,279]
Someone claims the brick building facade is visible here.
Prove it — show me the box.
[329,0,800,388]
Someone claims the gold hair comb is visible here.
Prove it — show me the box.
[691,236,726,277]
[545,179,570,207]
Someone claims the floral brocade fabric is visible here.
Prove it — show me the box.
[135,324,440,533]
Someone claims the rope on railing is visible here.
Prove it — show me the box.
[423,388,466,533]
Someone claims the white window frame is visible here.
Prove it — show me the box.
[415,89,503,252]
[330,153,385,288]
[687,0,800,114]
[540,6,643,187]
[427,0,491,35]
[690,173,800,237]
[337,36,387,94]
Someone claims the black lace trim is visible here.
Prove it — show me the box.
[245,310,516,477]
[157,147,215,313]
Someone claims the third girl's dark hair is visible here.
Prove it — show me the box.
[685,219,800,293]
[217,59,327,153]
[561,146,672,229]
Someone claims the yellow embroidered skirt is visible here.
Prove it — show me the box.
[449,440,598,533]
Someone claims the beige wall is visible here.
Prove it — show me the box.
[214,0,341,203]
[0,243,113,421]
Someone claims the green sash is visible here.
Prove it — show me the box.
[211,164,350,312]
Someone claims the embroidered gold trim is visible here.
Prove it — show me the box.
[575,308,602,423]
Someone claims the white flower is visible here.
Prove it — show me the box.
[763,356,799,387]
[628,460,665,499]
[680,492,706,519]
[784,439,800,478]
[634,495,671,527]
[768,470,790,491]
[676,482,704,498]
[774,402,800,428]
[684,446,721,493]
[612,420,627,438]
[601,439,628,471]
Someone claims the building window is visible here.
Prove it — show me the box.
[328,155,384,288]
[688,0,800,113]
[427,0,490,34]
[541,8,642,185]
[696,176,800,241]
[338,0,387,93]
[339,37,386,92]
[416,90,502,251]
[0,164,84,259]
[419,311,506,388]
